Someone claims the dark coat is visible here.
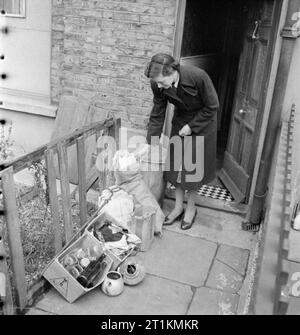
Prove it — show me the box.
[146,64,219,191]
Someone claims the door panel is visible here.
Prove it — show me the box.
[219,0,280,202]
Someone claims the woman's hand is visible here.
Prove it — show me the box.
[179,124,192,136]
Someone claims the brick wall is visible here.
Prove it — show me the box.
[51,0,177,129]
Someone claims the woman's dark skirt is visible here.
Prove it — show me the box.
[164,121,217,191]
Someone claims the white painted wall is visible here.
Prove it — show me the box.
[1,108,55,155]
[0,0,55,162]
[283,39,300,114]
[282,38,300,201]
[0,0,52,102]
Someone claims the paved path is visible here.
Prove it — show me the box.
[25,199,259,315]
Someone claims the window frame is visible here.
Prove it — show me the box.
[1,0,26,18]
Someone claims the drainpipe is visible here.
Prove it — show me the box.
[247,0,300,226]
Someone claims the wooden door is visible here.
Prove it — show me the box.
[219,0,282,203]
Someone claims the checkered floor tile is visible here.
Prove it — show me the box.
[169,184,234,202]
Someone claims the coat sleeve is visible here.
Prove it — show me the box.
[146,80,168,144]
[187,70,219,134]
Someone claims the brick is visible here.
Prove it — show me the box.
[113,11,140,22]
[51,0,177,127]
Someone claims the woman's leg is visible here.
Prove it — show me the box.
[183,190,197,223]
[165,183,184,222]
[174,183,184,214]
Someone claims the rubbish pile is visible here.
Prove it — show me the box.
[42,144,166,303]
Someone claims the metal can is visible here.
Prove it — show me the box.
[68,266,80,278]
[63,254,78,267]
[80,257,90,268]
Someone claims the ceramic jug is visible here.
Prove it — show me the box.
[101,271,124,296]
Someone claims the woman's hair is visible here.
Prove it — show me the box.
[144,53,179,78]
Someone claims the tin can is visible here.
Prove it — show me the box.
[75,248,87,259]
[63,254,78,267]
[80,257,91,268]
[68,266,80,278]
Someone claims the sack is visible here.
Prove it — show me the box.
[136,144,167,206]
[111,148,165,234]
[112,150,141,185]
[97,185,134,230]
[129,205,156,251]
[119,177,165,234]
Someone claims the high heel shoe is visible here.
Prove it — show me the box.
[181,209,197,230]
[163,209,184,226]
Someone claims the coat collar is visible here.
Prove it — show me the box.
[158,65,197,107]
[178,65,197,88]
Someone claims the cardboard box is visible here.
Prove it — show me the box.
[129,205,156,251]
[42,232,113,303]
[85,211,136,270]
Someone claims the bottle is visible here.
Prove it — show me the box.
[86,261,108,288]
[91,245,103,258]
[77,254,106,288]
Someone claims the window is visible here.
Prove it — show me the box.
[0,0,26,17]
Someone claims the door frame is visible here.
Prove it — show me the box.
[172,0,284,206]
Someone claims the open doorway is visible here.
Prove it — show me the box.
[180,0,248,190]
[169,0,281,205]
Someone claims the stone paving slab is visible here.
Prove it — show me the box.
[206,260,244,294]
[25,307,57,315]
[187,287,239,315]
[139,230,217,287]
[288,230,300,263]
[216,244,250,276]
[34,274,193,315]
[287,297,300,315]
[162,199,257,250]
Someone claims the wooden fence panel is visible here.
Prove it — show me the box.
[1,167,27,312]
[45,148,63,253]
[2,118,114,174]
[0,239,14,315]
[76,136,87,226]
[0,117,118,313]
[57,143,73,244]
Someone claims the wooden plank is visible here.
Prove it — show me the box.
[101,118,121,188]
[69,165,99,199]
[1,167,27,312]
[173,0,186,60]
[50,96,84,140]
[51,97,111,184]
[0,239,14,315]
[51,97,89,184]
[111,118,121,151]
[76,136,87,226]
[2,118,114,174]
[83,108,110,188]
[85,166,99,192]
[26,277,50,308]
[45,148,62,253]
[57,143,73,244]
